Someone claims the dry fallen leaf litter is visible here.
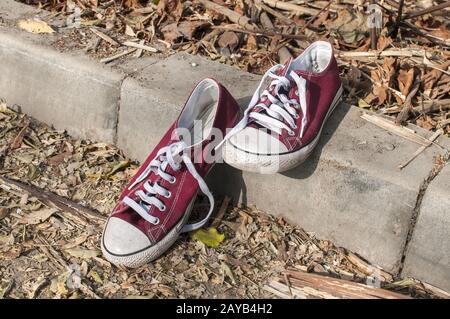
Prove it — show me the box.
[18,18,55,33]
[16,0,450,134]
[0,103,446,299]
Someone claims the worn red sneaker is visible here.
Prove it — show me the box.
[219,41,343,174]
[101,79,240,268]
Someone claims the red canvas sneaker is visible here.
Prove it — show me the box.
[219,41,343,174]
[102,79,240,268]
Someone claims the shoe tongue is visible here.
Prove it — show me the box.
[261,58,293,100]
[277,57,293,77]
[249,58,305,131]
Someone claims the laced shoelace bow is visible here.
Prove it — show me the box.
[216,64,308,150]
[123,141,214,233]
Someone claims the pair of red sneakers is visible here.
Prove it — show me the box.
[101,41,343,267]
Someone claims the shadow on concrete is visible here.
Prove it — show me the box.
[207,99,351,207]
[283,102,350,180]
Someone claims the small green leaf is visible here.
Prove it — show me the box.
[358,99,371,109]
[191,227,225,248]
[106,160,131,177]
[27,163,41,180]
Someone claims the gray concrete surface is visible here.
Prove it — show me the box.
[208,104,449,274]
[1,1,450,289]
[401,164,450,291]
[0,31,123,143]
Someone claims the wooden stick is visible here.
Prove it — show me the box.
[410,58,450,76]
[257,2,295,25]
[382,99,450,114]
[100,48,137,63]
[211,25,307,40]
[360,113,442,148]
[404,0,450,19]
[338,49,425,59]
[211,196,231,228]
[370,0,378,50]
[395,80,420,125]
[413,99,450,114]
[122,41,158,53]
[281,269,411,299]
[398,129,443,169]
[0,175,106,224]
[400,21,450,47]
[391,0,404,39]
[262,0,320,16]
[199,0,256,31]
[345,251,393,282]
[134,40,145,58]
[384,0,400,9]
[89,27,120,46]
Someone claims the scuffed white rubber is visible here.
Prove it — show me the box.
[222,86,343,174]
[101,196,196,268]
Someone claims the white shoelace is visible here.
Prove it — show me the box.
[123,141,214,233]
[217,65,307,149]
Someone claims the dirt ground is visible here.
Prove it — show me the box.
[0,101,447,299]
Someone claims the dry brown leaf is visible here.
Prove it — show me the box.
[398,68,415,97]
[423,60,450,96]
[161,21,208,42]
[245,34,258,51]
[21,208,58,225]
[11,122,29,150]
[377,36,393,51]
[329,9,368,44]
[123,0,142,9]
[416,115,437,130]
[218,31,240,51]
[0,234,14,246]
[1,246,22,260]
[65,247,101,259]
[0,207,10,220]
[63,235,88,249]
[18,19,55,34]
[48,151,72,166]
[373,86,388,105]
[382,57,397,85]
[157,0,183,21]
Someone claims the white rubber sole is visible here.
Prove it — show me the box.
[101,195,196,268]
[223,85,343,174]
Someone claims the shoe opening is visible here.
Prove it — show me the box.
[178,79,219,145]
[290,41,332,74]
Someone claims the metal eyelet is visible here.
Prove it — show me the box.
[292,124,298,129]
[294,114,300,119]
[169,177,176,184]
[164,191,171,198]
[294,90,299,96]
[160,205,166,212]
[288,131,295,136]
[153,217,160,225]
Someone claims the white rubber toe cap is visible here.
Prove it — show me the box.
[228,127,288,155]
[102,217,151,255]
